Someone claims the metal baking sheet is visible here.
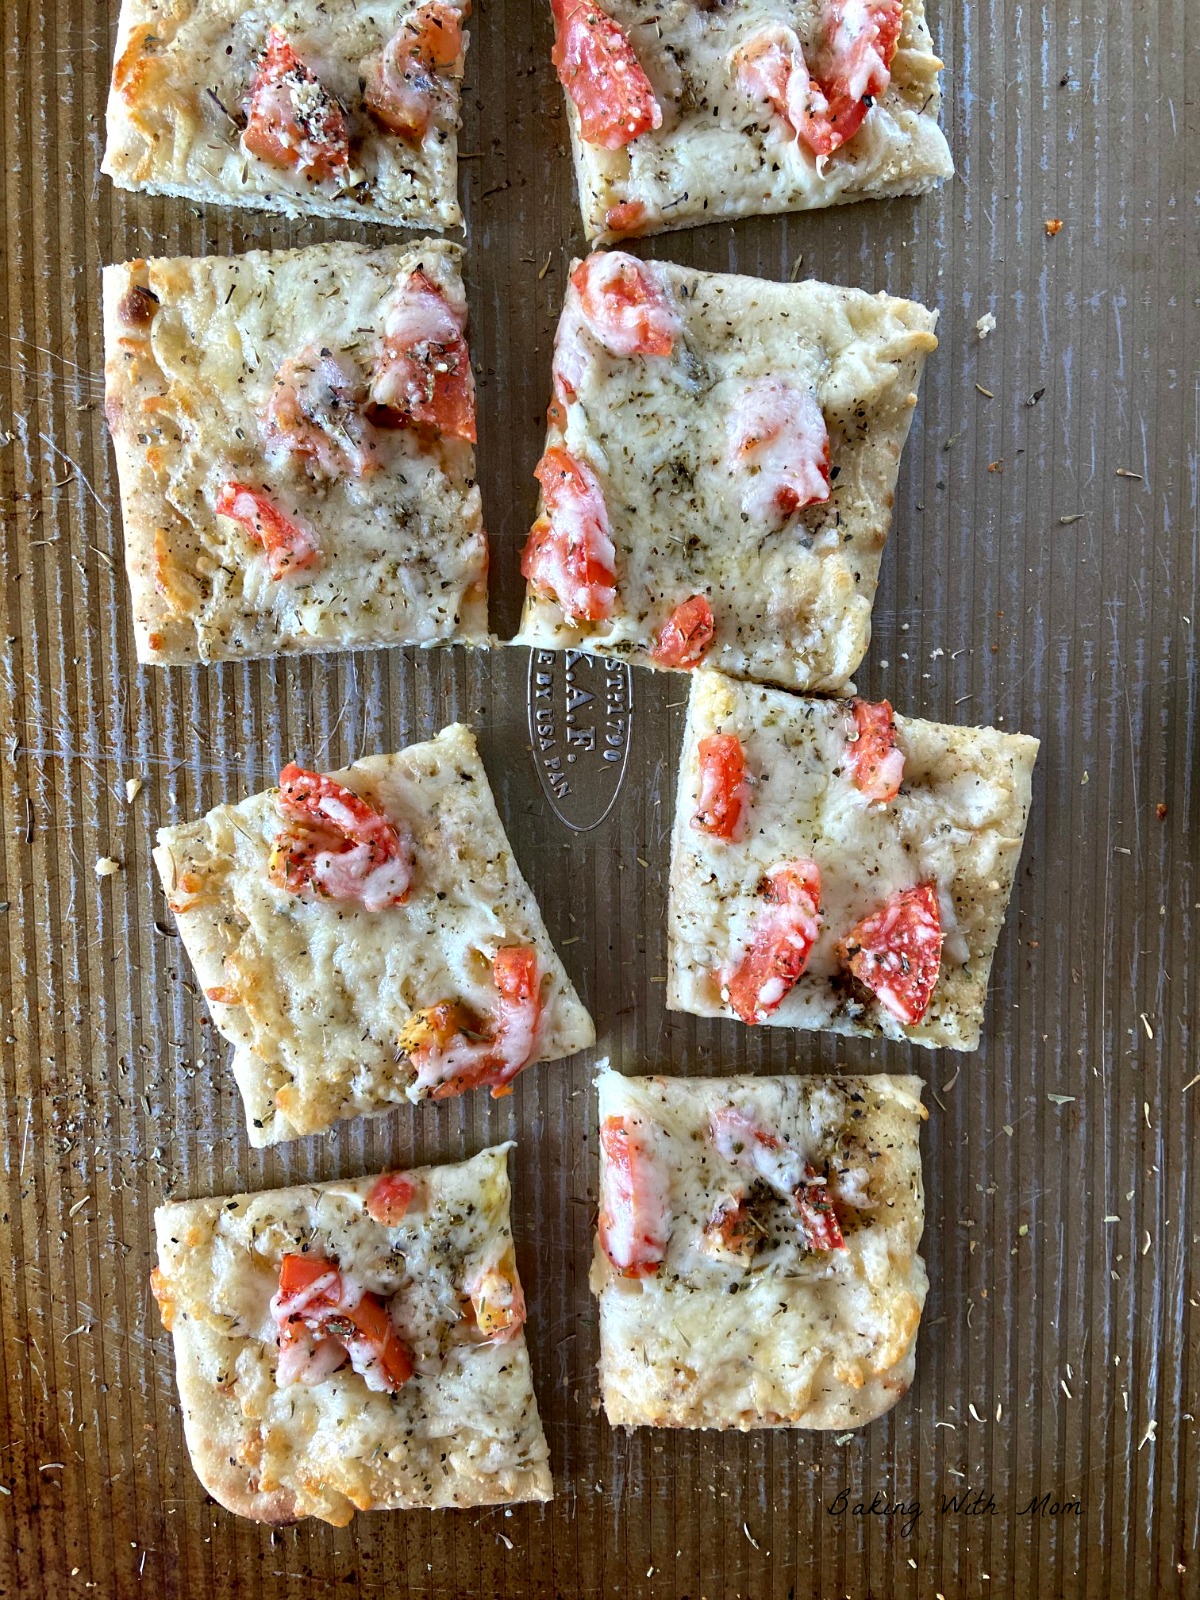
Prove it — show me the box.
[1,0,1196,1595]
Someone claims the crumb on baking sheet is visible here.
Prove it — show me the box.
[1044,218,1064,235]
[976,312,996,339]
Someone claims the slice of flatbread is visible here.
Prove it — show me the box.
[154,723,595,1144]
[513,255,937,694]
[667,669,1039,1050]
[103,0,467,228]
[591,1067,928,1429]
[152,1145,553,1524]
[103,239,489,666]
[550,0,953,243]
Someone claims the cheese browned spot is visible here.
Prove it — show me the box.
[668,670,1039,1051]
[152,1145,552,1524]
[591,1068,928,1430]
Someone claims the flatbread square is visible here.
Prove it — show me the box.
[103,239,489,667]
[591,1068,927,1429]
[549,0,953,243]
[103,0,467,228]
[154,723,595,1144]
[151,1145,553,1523]
[667,670,1038,1049]
[513,255,937,693]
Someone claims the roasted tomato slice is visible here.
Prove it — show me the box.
[725,859,822,1025]
[846,699,904,803]
[598,1114,670,1276]
[242,27,353,185]
[364,3,464,141]
[840,881,943,1025]
[262,349,374,478]
[270,764,415,911]
[550,0,662,149]
[277,1252,343,1310]
[365,1171,420,1225]
[570,251,679,357]
[693,732,748,840]
[807,0,903,157]
[371,267,475,442]
[405,946,544,1101]
[652,595,715,669]
[522,446,617,622]
[341,1293,414,1390]
[709,1106,845,1251]
[732,1,901,157]
[215,481,320,579]
[727,376,831,522]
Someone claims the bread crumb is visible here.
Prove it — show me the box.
[1044,217,1064,235]
[976,312,996,339]
[125,777,144,803]
[94,856,121,877]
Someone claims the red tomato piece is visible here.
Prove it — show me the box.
[709,1107,845,1251]
[731,27,828,153]
[727,377,830,523]
[550,0,662,149]
[409,946,544,1101]
[725,859,822,1025]
[365,1171,419,1225]
[795,1166,845,1251]
[840,881,943,1025]
[364,3,464,141]
[263,349,374,479]
[652,595,714,669]
[341,1294,415,1390]
[270,764,414,911]
[371,267,476,442]
[732,1,901,159]
[846,699,905,803]
[693,732,747,840]
[278,1251,341,1306]
[598,1114,670,1276]
[570,251,678,358]
[807,0,903,157]
[604,198,649,236]
[242,27,352,185]
[522,446,617,622]
[700,1195,760,1260]
[215,481,320,580]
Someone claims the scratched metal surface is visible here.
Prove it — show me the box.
[0,0,1197,1595]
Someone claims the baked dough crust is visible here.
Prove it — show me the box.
[667,670,1039,1049]
[514,262,937,693]
[103,0,465,227]
[153,1146,553,1523]
[103,239,488,667]
[591,1068,927,1429]
[154,723,596,1144]
[560,0,953,242]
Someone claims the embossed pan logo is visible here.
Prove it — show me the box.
[527,649,633,831]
